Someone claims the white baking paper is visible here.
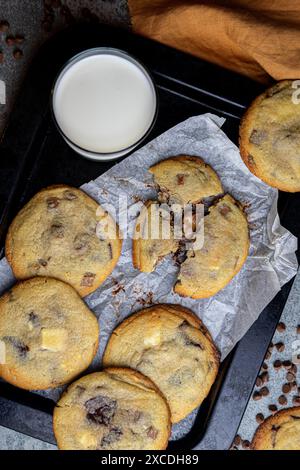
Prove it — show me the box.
[0,114,298,439]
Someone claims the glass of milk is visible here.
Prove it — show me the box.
[52,48,158,161]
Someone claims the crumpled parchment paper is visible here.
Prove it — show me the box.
[0,113,297,439]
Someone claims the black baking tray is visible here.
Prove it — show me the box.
[0,23,299,451]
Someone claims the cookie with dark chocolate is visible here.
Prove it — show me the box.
[103,304,220,423]
[6,185,122,297]
[252,406,300,450]
[0,277,99,390]
[53,368,171,450]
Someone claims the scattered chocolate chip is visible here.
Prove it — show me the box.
[256,413,264,424]
[256,376,263,387]
[101,426,122,447]
[293,396,300,406]
[273,359,282,370]
[63,189,77,200]
[146,426,158,440]
[253,391,262,401]
[15,34,25,44]
[265,349,271,360]
[297,325,300,334]
[0,20,10,32]
[278,395,287,405]
[13,49,23,60]
[80,272,96,287]
[282,383,291,394]
[108,243,113,260]
[275,342,285,352]
[261,362,268,371]
[242,440,250,449]
[5,35,15,46]
[85,396,117,425]
[260,386,269,397]
[3,336,29,358]
[283,360,292,369]
[261,371,269,383]
[286,372,295,382]
[233,434,241,446]
[247,154,256,166]
[46,196,59,209]
[219,204,231,217]
[249,129,267,145]
[291,364,297,374]
[50,223,64,238]
[277,322,286,332]
[291,381,298,391]
[268,404,278,413]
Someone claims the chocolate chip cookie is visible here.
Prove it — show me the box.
[252,407,300,450]
[53,368,171,450]
[132,200,180,272]
[0,277,99,390]
[103,304,220,423]
[175,194,249,299]
[149,155,223,204]
[239,80,300,192]
[6,185,122,296]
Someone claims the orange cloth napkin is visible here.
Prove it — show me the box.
[128,0,300,83]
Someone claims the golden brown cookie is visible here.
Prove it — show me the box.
[6,185,122,296]
[132,200,179,272]
[53,368,171,450]
[239,80,300,192]
[0,277,99,390]
[103,304,220,423]
[149,155,223,204]
[175,194,249,299]
[252,407,300,450]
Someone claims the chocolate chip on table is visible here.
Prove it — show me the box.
[63,189,77,200]
[275,342,285,352]
[260,386,269,397]
[242,439,250,449]
[261,362,268,371]
[3,336,29,358]
[80,272,96,287]
[278,395,287,405]
[265,349,271,360]
[277,322,286,332]
[286,371,296,382]
[253,391,262,401]
[282,383,291,394]
[0,20,10,32]
[13,49,23,60]
[282,360,292,369]
[146,426,158,440]
[85,396,117,425]
[273,359,282,370]
[297,325,300,334]
[291,364,297,374]
[268,404,278,413]
[256,413,264,424]
[293,396,300,406]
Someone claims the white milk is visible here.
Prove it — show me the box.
[53,52,157,156]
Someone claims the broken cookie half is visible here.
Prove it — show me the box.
[133,156,249,299]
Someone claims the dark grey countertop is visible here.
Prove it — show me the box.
[0,0,299,451]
